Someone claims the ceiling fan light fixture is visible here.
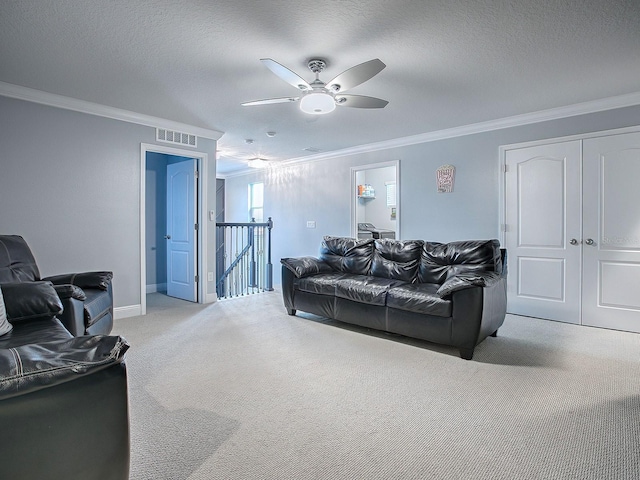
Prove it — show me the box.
[299,91,336,115]
[248,158,269,168]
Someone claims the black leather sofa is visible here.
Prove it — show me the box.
[0,280,130,480]
[281,237,507,360]
[0,235,114,336]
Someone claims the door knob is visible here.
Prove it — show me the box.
[569,238,578,245]
[585,238,594,245]
[164,235,171,240]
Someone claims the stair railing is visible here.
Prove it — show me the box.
[216,217,273,299]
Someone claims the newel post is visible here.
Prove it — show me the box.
[266,217,274,291]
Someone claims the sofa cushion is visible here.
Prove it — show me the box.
[1,282,63,323]
[387,283,453,317]
[335,275,406,306]
[319,236,374,275]
[418,239,502,284]
[297,273,349,296]
[371,239,423,282]
[0,235,41,283]
[0,317,71,350]
[0,286,12,336]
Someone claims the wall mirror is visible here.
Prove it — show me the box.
[350,160,400,240]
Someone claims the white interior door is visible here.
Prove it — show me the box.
[582,132,640,332]
[166,159,197,302]
[505,141,582,323]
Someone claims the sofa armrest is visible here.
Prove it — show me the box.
[50,285,87,336]
[43,271,113,291]
[437,271,502,298]
[56,297,86,337]
[52,284,87,301]
[500,248,508,276]
[280,257,332,278]
[449,277,507,359]
[0,282,63,323]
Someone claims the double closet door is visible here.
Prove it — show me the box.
[505,130,640,333]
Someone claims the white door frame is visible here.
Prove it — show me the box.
[350,160,401,238]
[140,143,210,315]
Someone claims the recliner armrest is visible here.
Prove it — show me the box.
[42,271,113,291]
[436,271,503,298]
[281,257,333,278]
[52,284,87,301]
[0,334,129,400]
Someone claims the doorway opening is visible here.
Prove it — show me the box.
[140,143,210,316]
[350,161,400,239]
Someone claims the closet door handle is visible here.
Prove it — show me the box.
[164,235,171,240]
[569,238,579,245]
[585,238,594,245]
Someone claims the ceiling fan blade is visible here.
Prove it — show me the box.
[335,94,389,109]
[260,58,311,91]
[326,59,386,93]
[241,97,299,106]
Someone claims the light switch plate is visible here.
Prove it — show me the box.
[306,221,316,228]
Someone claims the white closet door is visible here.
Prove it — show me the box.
[505,141,582,323]
[582,132,640,332]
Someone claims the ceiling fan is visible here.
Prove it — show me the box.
[242,58,388,115]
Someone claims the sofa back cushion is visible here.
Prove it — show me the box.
[0,235,41,283]
[0,286,12,337]
[320,236,374,275]
[418,239,502,284]
[371,239,424,282]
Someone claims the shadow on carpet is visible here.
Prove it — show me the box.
[129,389,240,480]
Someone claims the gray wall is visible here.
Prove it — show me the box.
[224,104,640,286]
[0,95,217,311]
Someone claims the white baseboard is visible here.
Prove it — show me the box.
[204,292,218,304]
[146,283,167,294]
[114,304,142,319]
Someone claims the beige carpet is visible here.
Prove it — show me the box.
[114,292,640,480]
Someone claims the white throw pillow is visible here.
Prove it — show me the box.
[0,286,13,336]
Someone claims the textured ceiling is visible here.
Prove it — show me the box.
[1,0,640,174]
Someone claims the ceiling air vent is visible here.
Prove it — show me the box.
[156,128,197,148]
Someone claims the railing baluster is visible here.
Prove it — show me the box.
[215,218,274,299]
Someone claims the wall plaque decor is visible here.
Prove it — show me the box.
[436,164,455,193]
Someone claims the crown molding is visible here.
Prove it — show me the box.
[221,90,640,178]
[0,81,224,140]
[276,91,640,168]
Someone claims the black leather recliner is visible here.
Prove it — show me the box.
[0,280,130,480]
[0,235,114,336]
